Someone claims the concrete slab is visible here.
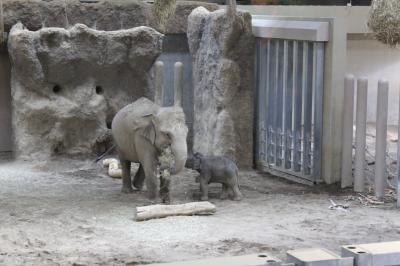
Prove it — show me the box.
[287,248,354,266]
[145,254,286,266]
[342,241,400,266]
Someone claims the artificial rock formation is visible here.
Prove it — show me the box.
[8,23,163,159]
[188,6,254,168]
[2,0,218,34]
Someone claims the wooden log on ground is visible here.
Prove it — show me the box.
[134,202,216,222]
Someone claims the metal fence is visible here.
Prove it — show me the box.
[255,38,325,184]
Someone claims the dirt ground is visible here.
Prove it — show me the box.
[1,156,400,266]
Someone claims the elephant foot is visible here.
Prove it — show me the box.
[147,197,162,205]
[232,194,243,201]
[220,193,229,200]
[133,184,144,191]
[161,196,170,204]
[121,186,134,193]
[200,195,209,201]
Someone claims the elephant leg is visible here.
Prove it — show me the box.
[220,184,229,200]
[200,176,209,201]
[132,164,145,190]
[228,177,243,201]
[120,159,133,193]
[142,159,158,201]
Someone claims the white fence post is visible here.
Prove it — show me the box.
[341,75,355,188]
[375,79,389,199]
[155,61,164,106]
[354,78,368,192]
[174,62,183,107]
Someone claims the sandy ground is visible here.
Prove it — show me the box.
[1,156,400,266]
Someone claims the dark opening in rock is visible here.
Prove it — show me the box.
[53,85,62,94]
[106,120,112,129]
[96,86,104,95]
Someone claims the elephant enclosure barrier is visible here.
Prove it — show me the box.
[340,75,400,207]
[254,17,329,185]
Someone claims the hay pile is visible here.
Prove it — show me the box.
[153,0,176,32]
[368,0,400,47]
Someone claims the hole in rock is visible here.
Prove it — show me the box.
[258,255,268,258]
[266,260,276,262]
[348,246,356,249]
[53,85,62,94]
[96,86,104,95]
[106,120,112,129]
[357,251,366,254]
[52,141,64,155]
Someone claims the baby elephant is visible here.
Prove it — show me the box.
[187,153,243,201]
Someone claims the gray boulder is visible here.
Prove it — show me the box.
[8,23,163,159]
[188,6,254,168]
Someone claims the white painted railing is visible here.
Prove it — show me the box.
[341,75,399,207]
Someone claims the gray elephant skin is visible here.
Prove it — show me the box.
[111,97,188,200]
[187,153,243,201]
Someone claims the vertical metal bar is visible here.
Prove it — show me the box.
[275,40,285,167]
[341,75,355,188]
[293,41,304,172]
[313,42,324,182]
[264,39,270,163]
[397,87,400,208]
[303,42,313,175]
[354,78,368,192]
[284,41,294,170]
[155,61,164,106]
[267,39,277,165]
[174,62,183,107]
[375,79,389,199]
[254,39,261,163]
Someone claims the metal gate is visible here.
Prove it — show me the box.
[255,38,325,184]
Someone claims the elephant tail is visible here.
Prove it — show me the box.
[235,165,240,188]
[95,145,116,163]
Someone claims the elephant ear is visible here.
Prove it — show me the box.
[141,119,157,145]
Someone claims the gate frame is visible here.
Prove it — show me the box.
[253,16,346,184]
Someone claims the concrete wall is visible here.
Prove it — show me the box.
[347,39,400,125]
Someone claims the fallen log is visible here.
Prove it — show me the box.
[134,201,216,222]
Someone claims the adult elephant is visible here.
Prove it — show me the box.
[111,96,188,200]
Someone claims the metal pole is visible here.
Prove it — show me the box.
[375,79,389,199]
[155,61,164,106]
[354,78,368,192]
[397,87,400,208]
[341,75,355,188]
[174,62,183,107]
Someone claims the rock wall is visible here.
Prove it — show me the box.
[2,0,218,34]
[8,23,163,159]
[188,7,254,168]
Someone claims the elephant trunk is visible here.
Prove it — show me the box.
[170,136,188,175]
